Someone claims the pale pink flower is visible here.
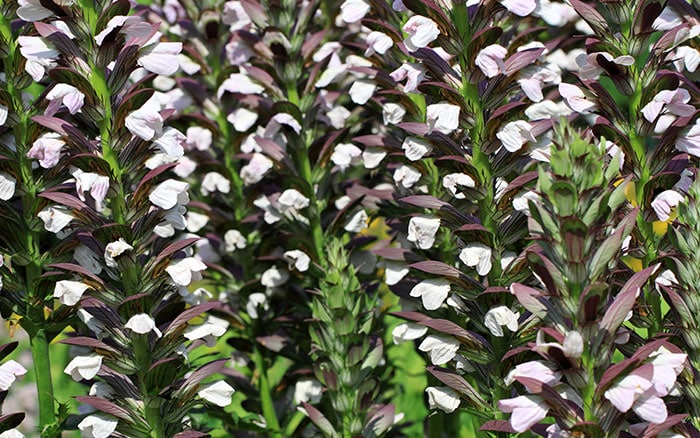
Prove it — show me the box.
[604,375,668,423]
[126,102,164,141]
[365,31,393,56]
[46,84,84,115]
[340,0,370,23]
[559,83,597,113]
[73,169,109,211]
[505,361,560,386]
[651,190,684,222]
[476,44,508,78]
[27,132,64,168]
[218,72,265,97]
[138,41,182,75]
[240,153,273,185]
[500,0,537,16]
[676,120,700,157]
[518,65,560,102]
[185,127,213,151]
[672,46,700,73]
[390,63,426,93]
[642,89,695,133]
[222,1,251,30]
[402,16,440,52]
[533,0,578,26]
[17,0,56,21]
[499,395,549,432]
[18,36,58,81]
[649,346,686,397]
[577,52,635,81]
[0,361,27,391]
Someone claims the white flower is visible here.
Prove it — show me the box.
[186,211,209,233]
[402,15,440,52]
[345,210,369,233]
[363,147,387,169]
[394,164,422,188]
[184,317,228,346]
[512,190,540,214]
[365,31,393,56]
[426,386,461,413]
[284,250,311,272]
[384,261,409,285]
[201,172,231,195]
[651,190,684,222]
[149,179,189,210]
[77,414,118,438]
[54,280,90,306]
[228,107,259,132]
[293,379,323,404]
[17,0,54,21]
[125,313,161,337]
[0,429,24,438]
[559,83,596,113]
[410,278,451,311]
[497,120,536,152]
[261,266,289,287]
[426,103,460,135]
[198,380,235,407]
[382,103,406,125]
[500,0,536,16]
[340,0,370,23]
[278,189,310,216]
[46,83,84,115]
[166,257,207,286]
[476,44,508,78]
[224,229,247,252]
[402,137,433,161]
[185,126,212,151]
[246,292,269,319]
[407,215,440,250]
[73,169,110,211]
[419,335,460,365]
[442,173,475,199]
[0,172,16,201]
[331,143,363,170]
[326,105,351,129]
[240,152,274,186]
[0,360,27,391]
[218,72,265,97]
[27,132,64,168]
[459,243,492,276]
[64,354,102,381]
[348,80,376,105]
[484,306,520,337]
[0,105,7,126]
[392,322,428,344]
[37,205,73,234]
[104,238,133,268]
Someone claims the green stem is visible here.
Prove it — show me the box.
[31,329,57,437]
[282,410,306,436]
[581,354,597,422]
[134,335,165,437]
[253,345,281,436]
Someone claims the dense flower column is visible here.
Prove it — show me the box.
[493,126,685,436]
[4,0,234,436]
[0,0,79,432]
[562,0,700,335]
[362,0,582,432]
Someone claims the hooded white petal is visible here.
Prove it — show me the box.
[345,209,369,233]
[402,137,433,161]
[166,257,207,286]
[410,278,451,311]
[284,250,311,272]
[426,386,461,413]
[459,243,492,276]
[77,414,118,438]
[407,215,440,249]
[0,172,16,201]
[0,360,27,391]
[418,335,460,365]
[426,103,460,135]
[261,266,289,287]
[149,179,190,209]
[54,280,90,306]
[484,306,520,337]
[64,354,102,381]
[125,313,160,337]
[199,380,235,407]
[104,238,133,268]
[392,322,428,344]
[293,379,323,404]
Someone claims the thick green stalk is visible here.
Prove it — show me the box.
[253,345,281,436]
[30,329,57,437]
